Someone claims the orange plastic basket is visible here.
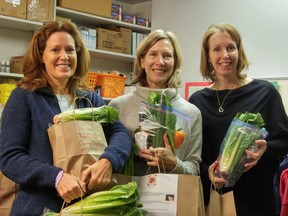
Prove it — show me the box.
[97,74,127,98]
[86,72,98,91]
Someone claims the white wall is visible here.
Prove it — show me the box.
[151,0,288,99]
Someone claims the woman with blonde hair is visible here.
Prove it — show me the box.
[109,29,202,176]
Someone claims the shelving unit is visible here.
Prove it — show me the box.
[56,7,151,34]
[0,1,152,93]
[0,72,23,79]
[0,15,42,31]
[55,5,151,71]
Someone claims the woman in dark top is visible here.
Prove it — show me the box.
[189,23,288,216]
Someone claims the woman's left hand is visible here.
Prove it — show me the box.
[81,158,112,192]
[208,161,227,189]
[139,133,177,171]
[243,139,267,172]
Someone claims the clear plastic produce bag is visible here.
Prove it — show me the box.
[216,118,268,187]
[134,100,192,155]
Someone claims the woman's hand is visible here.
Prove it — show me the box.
[56,173,86,203]
[208,161,227,189]
[81,158,113,192]
[139,133,177,171]
[243,139,267,172]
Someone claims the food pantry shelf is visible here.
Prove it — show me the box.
[56,7,151,34]
[89,49,135,63]
[0,15,42,31]
[0,72,23,78]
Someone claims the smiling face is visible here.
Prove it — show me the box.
[141,39,174,88]
[42,31,77,88]
[208,31,238,79]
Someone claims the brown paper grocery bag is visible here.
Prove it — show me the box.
[206,188,237,216]
[48,120,107,178]
[115,174,205,216]
[178,174,205,216]
[0,171,18,216]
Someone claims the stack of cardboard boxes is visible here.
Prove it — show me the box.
[2,0,146,75]
[57,0,132,55]
[0,0,55,22]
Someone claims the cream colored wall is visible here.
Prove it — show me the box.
[267,79,288,113]
[151,0,288,107]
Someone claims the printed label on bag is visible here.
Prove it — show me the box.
[133,174,178,215]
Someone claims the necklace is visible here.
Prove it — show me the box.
[216,90,233,112]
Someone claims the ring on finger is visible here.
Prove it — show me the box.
[150,156,153,160]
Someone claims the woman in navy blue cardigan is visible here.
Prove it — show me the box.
[0,21,131,216]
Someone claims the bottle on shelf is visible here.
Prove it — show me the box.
[5,61,10,73]
[1,60,6,73]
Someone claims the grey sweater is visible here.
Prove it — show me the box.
[109,85,202,175]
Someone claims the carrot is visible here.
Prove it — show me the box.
[174,130,185,149]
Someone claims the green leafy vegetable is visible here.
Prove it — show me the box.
[219,112,267,176]
[47,182,146,216]
[53,105,119,124]
[147,91,177,153]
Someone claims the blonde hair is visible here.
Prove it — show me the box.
[132,29,183,88]
[200,23,249,82]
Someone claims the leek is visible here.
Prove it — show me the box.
[53,105,119,124]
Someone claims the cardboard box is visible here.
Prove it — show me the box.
[120,27,132,55]
[96,28,123,53]
[0,0,27,19]
[122,14,135,24]
[57,0,112,18]
[111,3,122,21]
[103,25,131,55]
[27,0,55,22]
[10,56,25,74]
[136,16,151,27]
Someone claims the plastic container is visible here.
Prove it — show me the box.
[97,74,127,98]
[85,72,98,91]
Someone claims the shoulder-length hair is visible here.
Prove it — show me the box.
[200,23,249,82]
[18,20,90,97]
[132,29,183,88]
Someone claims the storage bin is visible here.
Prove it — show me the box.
[85,72,98,91]
[97,74,127,98]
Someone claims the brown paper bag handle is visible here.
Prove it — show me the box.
[60,185,84,216]
[72,96,95,121]
[145,149,166,174]
[210,182,223,195]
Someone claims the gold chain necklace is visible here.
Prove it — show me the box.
[216,90,233,112]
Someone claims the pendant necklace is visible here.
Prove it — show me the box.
[216,90,233,112]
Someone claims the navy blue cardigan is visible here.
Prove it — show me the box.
[0,87,132,216]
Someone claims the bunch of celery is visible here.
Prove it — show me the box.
[53,105,119,124]
[218,112,268,178]
[46,182,146,216]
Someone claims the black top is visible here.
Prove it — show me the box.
[189,79,288,216]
